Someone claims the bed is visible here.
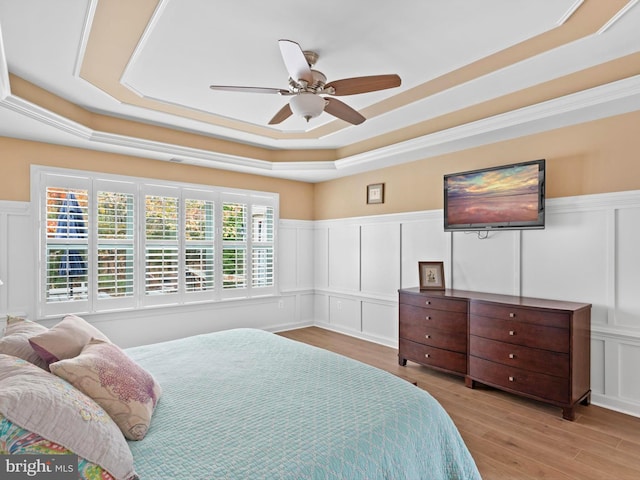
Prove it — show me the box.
[1,317,480,479]
[125,328,480,479]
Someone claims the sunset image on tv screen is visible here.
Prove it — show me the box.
[446,164,540,225]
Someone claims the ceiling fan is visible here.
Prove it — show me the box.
[209,39,401,126]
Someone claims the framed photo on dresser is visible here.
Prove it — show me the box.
[419,261,445,290]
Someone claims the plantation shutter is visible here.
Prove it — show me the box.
[95,180,137,310]
[221,197,247,297]
[143,186,180,306]
[41,174,91,317]
[251,204,275,289]
[184,189,216,298]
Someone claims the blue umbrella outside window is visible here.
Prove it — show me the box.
[56,192,88,296]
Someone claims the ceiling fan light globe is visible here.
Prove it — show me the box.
[290,92,325,122]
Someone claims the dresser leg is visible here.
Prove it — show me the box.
[465,376,475,389]
[562,406,576,421]
[399,356,407,366]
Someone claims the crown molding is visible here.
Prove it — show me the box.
[0,23,10,100]
[0,74,639,182]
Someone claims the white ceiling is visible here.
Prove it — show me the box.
[0,0,639,181]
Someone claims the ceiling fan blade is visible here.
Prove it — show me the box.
[325,74,401,96]
[209,85,291,95]
[324,98,365,125]
[278,39,313,84]
[268,103,293,125]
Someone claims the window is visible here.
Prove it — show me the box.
[35,168,278,317]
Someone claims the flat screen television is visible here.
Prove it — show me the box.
[444,159,545,231]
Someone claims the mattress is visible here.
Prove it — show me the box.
[126,328,481,479]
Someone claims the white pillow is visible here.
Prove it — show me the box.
[0,354,138,480]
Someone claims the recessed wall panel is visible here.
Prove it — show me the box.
[314,228,329,289]
[620,342,640,401]
[278,226,297,291]
[451,230,518,294]
[522,210,608,321]
[328,225,360,292]
[329,296,360,332]
[362,301,397,342]
[401,218,447,288]
[615,207,640,328]
[591,338,605,395]
[361,223,400,297]
[297,228,315,289]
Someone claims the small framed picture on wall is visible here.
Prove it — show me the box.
[367,183,384,204]
[419,261,445,291]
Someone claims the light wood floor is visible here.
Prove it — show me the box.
[278,327,640,480]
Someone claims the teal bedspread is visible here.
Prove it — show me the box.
[126,329,481,479]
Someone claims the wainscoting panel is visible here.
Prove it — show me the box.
[451,230,519,294]
[328,225,360,293]
[278,225,298,291]
[329,295,361,332]
[522,209,609,322]
[0,202,33,320]
[361,301,398,343]
[400,215,447,289]
[619,341,640,401]
[615,206,640,328]
[313,227,329,289]
[296,227,315,290]
[279,220,315,292]
[591,338,605,395]
[361,222,400,298]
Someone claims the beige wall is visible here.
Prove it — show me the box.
[0,137,314,220]
[314,110,640,219]
[2,108,640,221]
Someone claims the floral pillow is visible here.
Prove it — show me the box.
[0,354,137,480]
[0,316,49,369]
[50,339,162,441]
[0,413,117,479]
[29,314,110,365]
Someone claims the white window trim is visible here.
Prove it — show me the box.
[32,165,279,318]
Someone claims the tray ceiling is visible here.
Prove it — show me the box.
[1,0,639,181]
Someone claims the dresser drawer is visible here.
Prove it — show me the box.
[400,303,467,334]
[400,321,467,352]
[469,356,569,404]
[400,292,467,313]
[470,301,569,328]
[470,315,570,353]
[470,336,569,378]
[399,339,467,374]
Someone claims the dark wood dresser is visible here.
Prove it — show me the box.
[398,289,468,376]
[398,288,591,420]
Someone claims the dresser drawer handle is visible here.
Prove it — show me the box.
[425,353,430,358]
[508,353,516,359]
[425,316,432,320]
[508,376,515,382]
[509,330,516,336]
[425,334,431,339]
[509,312,516,318]
[425,301,431,305]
